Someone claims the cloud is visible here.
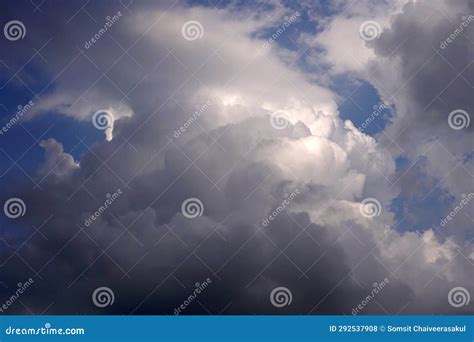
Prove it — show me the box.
[301,0,407,73]
[38,138,79,179]
[366,0,473,240]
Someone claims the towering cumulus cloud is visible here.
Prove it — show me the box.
[0,0,472,314]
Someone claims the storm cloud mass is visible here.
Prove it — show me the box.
[0,0,472,315]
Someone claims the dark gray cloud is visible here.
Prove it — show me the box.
[367,0,473,241]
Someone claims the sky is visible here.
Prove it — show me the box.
[0,0,472,315]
